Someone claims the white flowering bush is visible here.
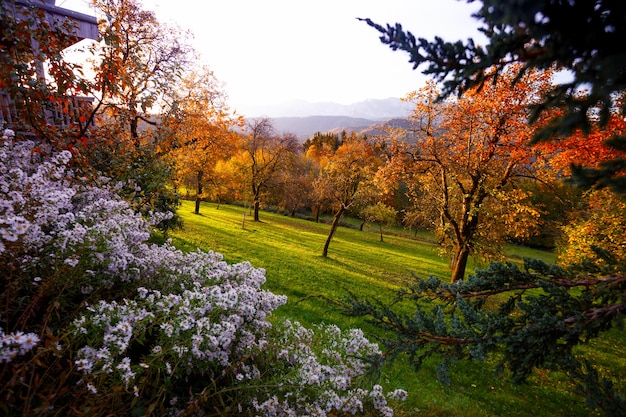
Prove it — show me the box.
[0,138,407,416]
[248,320,408,417]
[0,328,40,363]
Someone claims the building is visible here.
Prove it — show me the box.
[0,0,99,131]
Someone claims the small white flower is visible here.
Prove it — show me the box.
[20,333,39,352]
[64,257,79,267]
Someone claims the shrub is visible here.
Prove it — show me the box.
[0,135,406,416]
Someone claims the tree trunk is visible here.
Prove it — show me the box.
[195,170,203,214]
[359,219,366,231]
[315,206,321,223]
[130,115,139,139]
[253,197,260,221]
[322,208,344,257]
[379,223,384,242]
[450,246,470,283]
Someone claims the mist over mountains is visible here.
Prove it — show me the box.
[240,97,412,119]
[242,97,413,140]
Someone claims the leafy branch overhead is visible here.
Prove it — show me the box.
[359,0,626,193]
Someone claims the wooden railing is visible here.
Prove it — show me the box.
[0,90,16,128]
[0,89,95,131]
[44,96,95,130]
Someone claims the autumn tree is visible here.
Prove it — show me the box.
[269,153,316,217]
[91,0,193,139]
[316,135,381,257]
[163,66,242,214]
[391,68,552,282]
[537,104,626,191]
[558,188,626,274]
[360,202,397,242]
[360,0,626,194]
[52,0,192,232]
[235,118,299,221]
[0,0,191,231]
[347,2,626,413]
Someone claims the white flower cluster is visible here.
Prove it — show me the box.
[1,140,407,416]
[1,128,14,142]
[248,320,407,416]
[0,140,174,286]
[73,264,286,390]
[0,329,40,363]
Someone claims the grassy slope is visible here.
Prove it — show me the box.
[169,200,621,417]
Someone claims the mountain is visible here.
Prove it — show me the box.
[243,98,413,140]
[239,97,412,120]
[268,115,378,140]
[331,118,414,137]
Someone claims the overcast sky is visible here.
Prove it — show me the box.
[59,0,484,112]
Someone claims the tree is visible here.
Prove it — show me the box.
[349,2,626,413]
[316,135,381,257]
[91,0,193,139]
[391,68,551,282]
[360,202,397,242]
[270,153,316,217]
[236,118,299,221]
[74,0,197,231]
[343,259,626,416]
[0,0,193,232]
[164,66,242,215]
[558,188,626,274]
[360,0,626,194]
[536,103,626,190]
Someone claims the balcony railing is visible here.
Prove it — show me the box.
[0,89,95,132]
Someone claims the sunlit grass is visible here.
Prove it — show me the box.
[169,200,621,417]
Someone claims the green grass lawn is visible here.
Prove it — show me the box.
[168,200,623,417]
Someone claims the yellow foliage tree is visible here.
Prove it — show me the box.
[559,189,626,273]
[164,66,242,214]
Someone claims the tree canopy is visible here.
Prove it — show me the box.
[348,2,626,415]
[391,67,553,282]
[360,0,626,194]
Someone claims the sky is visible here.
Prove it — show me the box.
[58,0,485,113]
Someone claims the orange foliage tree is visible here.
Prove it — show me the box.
[389,67,554,282]
[268,153,316,217]
[91,0,193,140]
[537,105,626,183]
[315,135,382,257]
[232,118,300,222]
[163,66,242,215]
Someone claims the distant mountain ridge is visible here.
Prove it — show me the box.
[268,115,377,139]
[240,97,412,120]
[243,97,413,140]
